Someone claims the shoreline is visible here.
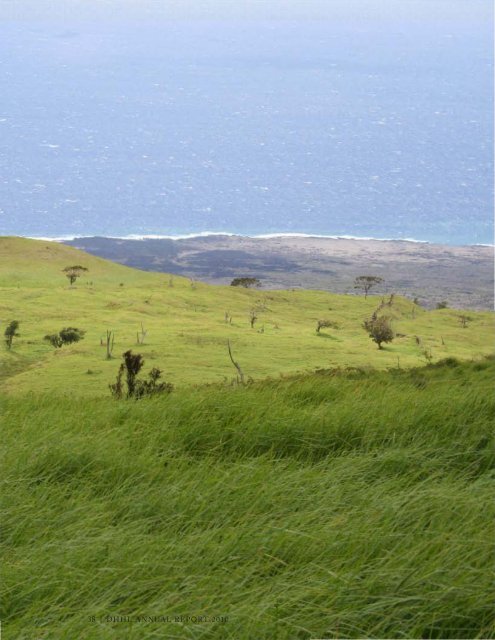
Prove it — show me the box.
[60,234,494,310]
[19,232,494,248]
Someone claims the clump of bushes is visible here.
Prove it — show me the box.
[44,327,85,348]
[110,350,173,399]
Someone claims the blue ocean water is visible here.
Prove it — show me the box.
[0,17,493,244]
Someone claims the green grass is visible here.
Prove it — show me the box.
[0,237,493,396]
[1,237,494,638]
[1,358,494,639]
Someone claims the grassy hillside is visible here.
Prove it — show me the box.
[2,358,494,639]
[1,237,493,396]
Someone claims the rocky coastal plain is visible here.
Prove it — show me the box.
[65,235,494,310]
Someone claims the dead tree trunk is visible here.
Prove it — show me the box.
[106,330,115,359]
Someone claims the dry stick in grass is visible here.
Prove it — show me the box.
[458,314,472,328]
[106,330,115,359]
[227,340,245,385]
[137,323,147,345]
[249,309,258,328]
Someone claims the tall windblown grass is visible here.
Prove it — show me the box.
[1,358,494,639]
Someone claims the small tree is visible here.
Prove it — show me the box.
[63,265,88,286]
[436,301,448,310]
[316,319,340,334]
[363,315,394,349]
[44,327,85,348]
[231,277,261,288]
[4,320,20,350]
[354,275,383,299]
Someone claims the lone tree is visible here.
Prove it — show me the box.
[316,319,340,334]
[4,320,20,350]
[110,350,173,399]
[44,327,85,348]
[363,314,394,349]
[63,265,88,286]
[231,277,261,289]
[354,275,383,299]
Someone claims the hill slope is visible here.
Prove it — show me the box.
[0,237,493,396]
[1,237,494,638]
[2,359,494,639]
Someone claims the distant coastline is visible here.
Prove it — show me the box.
[22,232,493,248]
[57,233,494,310]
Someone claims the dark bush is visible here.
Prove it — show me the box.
[231,277,261,288]
[435,357,460,368]
[4,320,20,350]
[110,350,173,400]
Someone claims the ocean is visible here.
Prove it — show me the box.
[0,15,493,245]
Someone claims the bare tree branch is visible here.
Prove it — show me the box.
[227,340,245,385]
